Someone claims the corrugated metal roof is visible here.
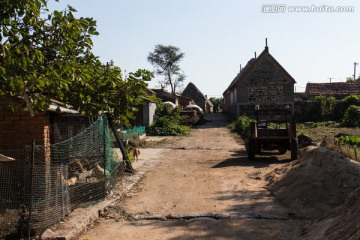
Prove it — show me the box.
[48,101,79,114]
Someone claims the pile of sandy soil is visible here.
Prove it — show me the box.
[303,186,360,240]
[266,146,360,239]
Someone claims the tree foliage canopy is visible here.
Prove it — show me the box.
[0,0,154,125]
[147,44,185,95]
[346,76,360,82]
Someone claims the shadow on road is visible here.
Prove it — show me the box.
[212,150,293,169]
[193,113,232,129]
[132,216,287,240]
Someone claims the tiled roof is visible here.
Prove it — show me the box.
[223,47,295,95]
[151,88,177,100]
[224,58,256,94]
[305,82,360,95]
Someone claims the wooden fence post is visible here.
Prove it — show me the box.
[107,115,133,172]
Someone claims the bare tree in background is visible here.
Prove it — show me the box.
[147,44,185,95]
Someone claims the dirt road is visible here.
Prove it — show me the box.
[79,113,302,239]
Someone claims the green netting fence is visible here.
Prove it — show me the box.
[122,126,146,140]
[0,115,126,239]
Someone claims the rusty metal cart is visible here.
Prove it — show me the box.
[247,105,298,160]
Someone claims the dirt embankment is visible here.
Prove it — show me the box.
[267,146,360,239]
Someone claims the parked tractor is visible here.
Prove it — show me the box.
[247,105,298,160]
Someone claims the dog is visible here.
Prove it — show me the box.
[127,146,140,161]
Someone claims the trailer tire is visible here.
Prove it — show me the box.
[291,139,298,160]
[248,139,256,160]
[278,148,287,154]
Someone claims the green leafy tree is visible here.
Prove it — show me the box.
[147,44,185,95]
[209,97,222,112]
[1,0,99,109]
[0,0,154,125]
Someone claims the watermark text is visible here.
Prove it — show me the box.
[261,4,354,13]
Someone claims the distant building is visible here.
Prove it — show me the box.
[222,44,296,119]
[133,88,157,126]
[305,82,360,99]
[151,88,179,105]
[182,82,213,113]
[176,94,194,107]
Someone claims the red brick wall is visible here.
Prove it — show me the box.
[0,109,50,150]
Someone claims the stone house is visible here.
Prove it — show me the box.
[222,44,296,119]
[182,82,214,113]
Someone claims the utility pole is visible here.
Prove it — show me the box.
[354,62,359,81]
[328,77,334,83]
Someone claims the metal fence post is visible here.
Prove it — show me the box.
[28,140,35,240]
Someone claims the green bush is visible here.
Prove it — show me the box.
[314,95,336,120]
[229,115,255,140]
[155,103,181,119]
[147,103,190,136]
[338,135,360,147]
[334,95,360,121]
[342,105,360,127]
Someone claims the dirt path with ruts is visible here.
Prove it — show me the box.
[80,113,351,240]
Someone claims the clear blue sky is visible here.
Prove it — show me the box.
[48,0,360,97]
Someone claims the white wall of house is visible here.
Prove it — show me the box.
[143,102,157,126]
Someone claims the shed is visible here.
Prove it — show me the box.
[132,88,157,126]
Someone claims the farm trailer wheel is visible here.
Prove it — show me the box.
[291,139,298,160]
[247,139,256,160]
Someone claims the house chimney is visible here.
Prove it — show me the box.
[265,38,269,52]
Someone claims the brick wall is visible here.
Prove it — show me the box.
[0,109,50,150]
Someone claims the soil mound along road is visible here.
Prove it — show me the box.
[266,146,360,240]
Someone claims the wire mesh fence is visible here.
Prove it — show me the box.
[0,148,26,238]
[0,115,125,239]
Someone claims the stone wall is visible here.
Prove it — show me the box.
[248,86,283,103]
